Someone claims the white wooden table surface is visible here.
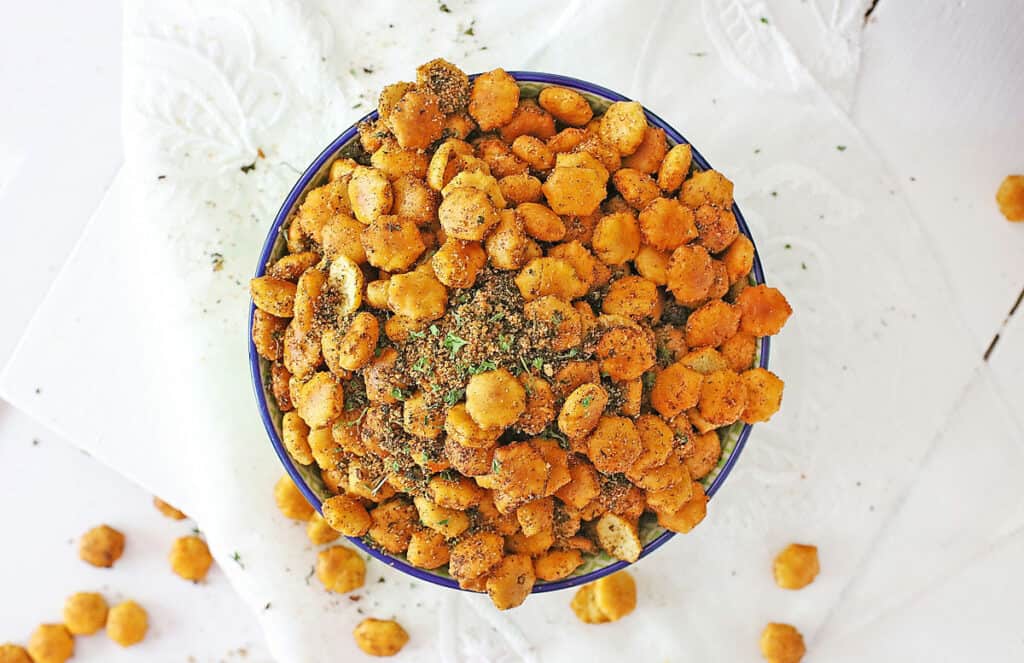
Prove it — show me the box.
[0,2,1020,661]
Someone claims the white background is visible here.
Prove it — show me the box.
[0,1,1021,661]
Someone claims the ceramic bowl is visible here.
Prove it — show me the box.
[249,71,770,593]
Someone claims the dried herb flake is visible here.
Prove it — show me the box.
[443,332,469,357]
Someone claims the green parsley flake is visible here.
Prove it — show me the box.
[444,388,465,406]
[469,359,497,375]
[443,332,469,356]
[542,425,569,447]
[344,406,370,427]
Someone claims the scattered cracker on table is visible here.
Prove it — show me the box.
[996,174,1024,221]
[307,511,343,545]
[27,624,74,663]
[169,535,214,582]
[0,644,33,663]
[153,496,188,520]
[106,600,149,647]
[316,545,366,594]
[570,570,637,624]
[78,524,125,568]
[63,592,108,636]
[353,617,409,657]
[274,475,315,521]
[773,543,820,590]
[760,622,806,663]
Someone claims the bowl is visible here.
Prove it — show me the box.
[249,71,770,593]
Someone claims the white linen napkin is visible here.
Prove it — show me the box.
[1,0,980,660]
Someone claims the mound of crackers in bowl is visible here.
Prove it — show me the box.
[251,58,791,610]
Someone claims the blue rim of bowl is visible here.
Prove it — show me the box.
[248,71,769,593]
